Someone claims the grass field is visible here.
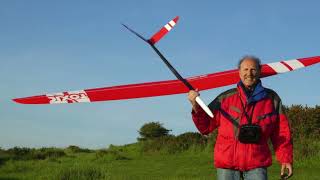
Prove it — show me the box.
[1,141,320,180]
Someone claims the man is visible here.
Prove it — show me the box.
[188,56,293,180]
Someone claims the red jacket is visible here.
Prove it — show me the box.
[192,82,293,171]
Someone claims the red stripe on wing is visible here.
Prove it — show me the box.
[281,61,294,71]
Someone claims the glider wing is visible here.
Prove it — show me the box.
[13,56,320,104]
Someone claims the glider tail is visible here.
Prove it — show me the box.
[122,16,179,45]
[148,16,179,45]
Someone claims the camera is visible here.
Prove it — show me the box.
[238,124,261,144]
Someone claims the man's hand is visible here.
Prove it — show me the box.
[281,163,293,179]
[188,90,200,112]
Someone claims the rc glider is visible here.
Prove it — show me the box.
[13,17,320,114]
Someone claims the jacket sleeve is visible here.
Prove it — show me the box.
[191,97,220,135]
[270,99,293,164]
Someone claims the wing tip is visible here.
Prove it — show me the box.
[12,95,49,105]
[173,16,179,22]
[12,98,27,104]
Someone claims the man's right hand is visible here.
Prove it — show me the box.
[188,90,200,112]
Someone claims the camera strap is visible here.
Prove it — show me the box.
[239,94,256,125]
[219,93,256,128]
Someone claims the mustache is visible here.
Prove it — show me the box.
[244,76,257,79]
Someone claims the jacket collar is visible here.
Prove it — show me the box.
[237,80,267,104]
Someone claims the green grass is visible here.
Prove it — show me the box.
[1,142,320,180]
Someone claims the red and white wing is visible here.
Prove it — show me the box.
[148,16,179,45]
[13,56,320,104]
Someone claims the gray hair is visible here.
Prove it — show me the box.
[238,55,261,70]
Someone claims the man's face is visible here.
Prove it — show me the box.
[239,58,260,89]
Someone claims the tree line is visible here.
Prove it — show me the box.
[1,105,319,161]
[137,105,320,156]
[139,105,320,140]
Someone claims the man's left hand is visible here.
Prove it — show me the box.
[281,163,293,179]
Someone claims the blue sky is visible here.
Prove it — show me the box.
[1,1,319,149]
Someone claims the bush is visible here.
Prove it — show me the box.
[138,122,171,141]
[141,132,208,154]
[141,135,176,154]
[286,105,320,139]
[7,147,31,157]
[5,147,66,160]
[7,147,32,160]
[33,147,66,160]
[66,145,92,153]
[95,149,131,161]
[0,148,11,166]
[175,132,207,150]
